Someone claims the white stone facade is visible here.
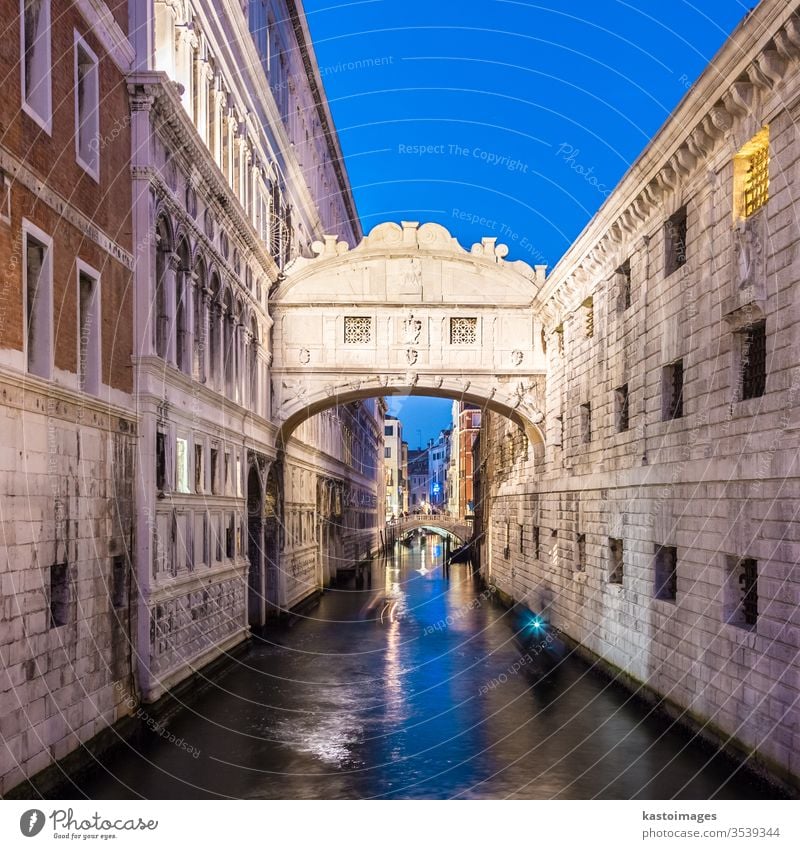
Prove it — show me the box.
[475,0,800,790]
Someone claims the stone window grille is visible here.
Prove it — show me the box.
[662,360,684,420]
[576,533,586,572]
[739,321,766,400]
[582,296,594,338]
[615,384,629,432]
[726,556,758,629]
[49,563,70,628]
[734,126,769,221]
[654,545,678,601]
[664,206,687,276]
[450,317,478,345]
[344,316,372,344]
[533,526,540,560]
[609,537,624,584]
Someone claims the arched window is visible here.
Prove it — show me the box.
[175,238,191,373]
[222,287,234,398]
[154,216,172,360]
[208,272,221,388]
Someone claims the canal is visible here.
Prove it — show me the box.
[65,534,781,799]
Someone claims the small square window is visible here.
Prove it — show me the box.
[344,316,372,344]
[654,545,677,601]
[615,384,629,432]
[664,206,687,276]
[609,537,623,584]
[662,360,684,420]
[450,317,477,345]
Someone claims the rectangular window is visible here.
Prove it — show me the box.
[194,443,204,492]
[385,447,391,459]
[210,446,219,495]
[21,0,52,132]
[654,544,677,601]
[533,526,540,560]
[77,265,100,394]
[0,170,11,224]
[156,430,166,491]
[176,437,190,493]
[74,33,99,178]
[576,533,586,572]
[734,126,769,221]
[617,259,631,311]
[554,414,563,447]
[726,556,758,629]
[740,321,766,400]
[111,555,127,609]
[580,403,591,443]
[344,316,372,344]
[24,224,53,379]
[226,513,235,558]
[550,529,558,569]
[615,384,629,432]
[518,524,524,553]
[49,562,70,627]
[224,450,231,494]
[609,537,624,584]
[664,206,687,276]
[450,317,477,345]
[384,425,394,436]
[662,360,684,420]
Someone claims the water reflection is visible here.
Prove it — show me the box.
[66,533,783,800]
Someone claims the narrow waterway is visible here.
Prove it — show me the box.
[66,534,780,799]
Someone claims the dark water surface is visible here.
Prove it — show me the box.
[65,535,781,799]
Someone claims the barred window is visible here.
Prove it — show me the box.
[654,545,677,601]
[617,259,631,311]
[734,127,769,221]
[344,316,372,344]
[450,317,477,345]
[662,360,684,420]
[615,384,629,432]
[726,556,758,629]
[740,321,766,400]
[664,206,687,276]
[609,537,623,584]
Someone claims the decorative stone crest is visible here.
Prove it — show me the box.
[511,350,524,366]
[299,348,311,364]
[405,349,418,366]
[402,311,422,344]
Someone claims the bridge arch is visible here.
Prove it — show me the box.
[270,220,549,452]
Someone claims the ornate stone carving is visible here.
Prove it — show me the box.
[405,349,418,366]
[511,350,524,366]
[402,310,422,344]
[733,215,764,292]
[299,347,311,364]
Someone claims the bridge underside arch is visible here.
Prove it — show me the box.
[275,379,545,455]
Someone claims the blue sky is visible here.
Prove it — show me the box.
[303,0,750,442]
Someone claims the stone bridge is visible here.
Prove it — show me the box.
[389,514,475,544]
[270,221,548,449]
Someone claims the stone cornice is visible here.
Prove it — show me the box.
[537,0,800,325]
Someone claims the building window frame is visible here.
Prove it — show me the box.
[664,205,687,277]
[662,359,684,420]
[73,30,100,180]
[22,218,54,380]
[20,0,52,134]
[76,259,101,395]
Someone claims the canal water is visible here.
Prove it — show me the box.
[66,534,781,799]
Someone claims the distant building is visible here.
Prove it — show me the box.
[428,429,451,509]
[384,415,404,518]
[448,402,481,519]
[407,449,429,511]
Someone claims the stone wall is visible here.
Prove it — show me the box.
[476,0,800,790]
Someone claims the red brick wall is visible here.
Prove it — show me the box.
[0,0,133,394]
